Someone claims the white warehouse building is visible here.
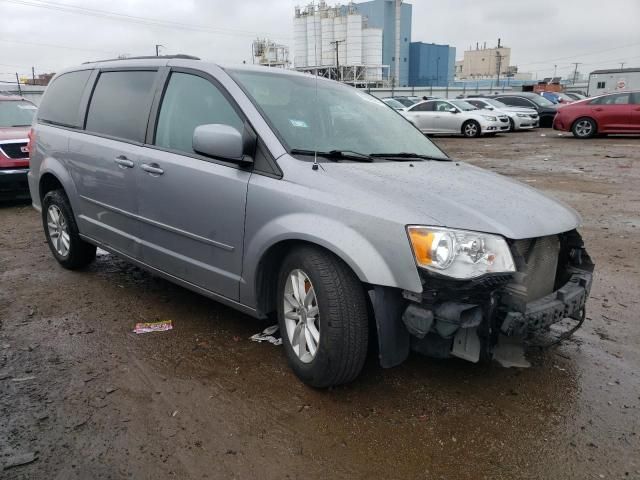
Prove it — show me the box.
[293,1,386,86]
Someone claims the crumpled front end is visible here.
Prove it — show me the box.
[392,230,594,364]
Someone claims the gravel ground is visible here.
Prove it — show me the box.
[1,130,639,479]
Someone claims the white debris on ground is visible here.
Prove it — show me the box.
[96,248,110,257]
[250,325,282,346]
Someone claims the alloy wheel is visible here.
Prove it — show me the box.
[283,269,320,363]
[47,205,70,257]
[575,120,593,137]
[464,123,478,137]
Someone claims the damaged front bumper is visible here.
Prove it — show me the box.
[370,230,594,367]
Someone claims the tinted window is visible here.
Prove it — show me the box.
[37,70,92,128]
[85,70,156,142]
[497,96,534,108]
[467,100,484,108]
[434,101,454,112]
[155,73,244,154]
[410,102,432,112]
[0,100,37,127]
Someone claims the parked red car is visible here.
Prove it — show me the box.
[553,91,640,138]
[0,94,36,199]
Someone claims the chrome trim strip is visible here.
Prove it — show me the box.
[0,138,29,145]
[79,195,234,252]
[0,168,29,175]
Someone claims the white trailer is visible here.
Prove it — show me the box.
[588,68,640,96]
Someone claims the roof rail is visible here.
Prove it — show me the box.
[83,54,200,64]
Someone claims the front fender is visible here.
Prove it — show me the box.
[240,212,423,308]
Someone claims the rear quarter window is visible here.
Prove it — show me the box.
[37,70,92,128]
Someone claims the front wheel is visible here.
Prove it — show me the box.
[462,120,481,138]
[572,117,597,139]
[42,190,96,269]
[508,118,516,132]
[277,246,369,388]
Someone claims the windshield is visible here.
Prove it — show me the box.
[382,98,405,109]
[0,100,37,127]
[450,100,478,111]
[392,97,417,107]
[484,98,508,109]
[228,69,448,160]
[529,95,555,107]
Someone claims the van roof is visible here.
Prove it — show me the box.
[82,54,200,64]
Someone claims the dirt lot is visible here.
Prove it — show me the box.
[1,131,639,479]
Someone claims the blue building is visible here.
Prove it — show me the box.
[354,0,412,87]
[409,42,456,87]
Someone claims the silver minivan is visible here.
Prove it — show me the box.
[28,56,594,387]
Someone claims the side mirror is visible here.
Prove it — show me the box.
[192,124,253,164]
[449,108,458,114]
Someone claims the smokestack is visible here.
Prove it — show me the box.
[483,41,486,49]
[395,0,401,85]
[498,38,501,48]
[476,42,479,50]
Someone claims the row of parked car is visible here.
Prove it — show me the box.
[381,90,640,138]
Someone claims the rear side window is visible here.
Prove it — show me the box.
[497,96,532,108]
[37,70,92,128]
[85,70,157,143]
[154,72,244,155]
[410,102,433,112]
[591,93,630,105]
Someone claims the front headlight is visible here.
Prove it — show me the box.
[407,226,516,279]
[516,113,528,118]
[482,115,497,121]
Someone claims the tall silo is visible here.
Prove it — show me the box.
[293,14,308,68]
[362,28,383,81]
[346,14,362,65]
[306,13,321,67]
[333,14,347,70]
[320,14,335,66]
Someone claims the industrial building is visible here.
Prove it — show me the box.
[456,40,512,79]
[408,42,456,87]
[251,38,290,68]
[292,0,410,87]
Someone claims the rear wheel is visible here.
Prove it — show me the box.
[276,246,369,388]
[572,117,597,139]
[42,190,96,269]
[462,120,481,138]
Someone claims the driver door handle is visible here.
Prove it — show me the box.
[114,155,134,168]
[141,163,164,175]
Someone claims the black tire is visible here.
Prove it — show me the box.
[571,117,597,139]
[42,189,96,269]
[461,120,481,138]
[276,246,368,388]
[508,117,516,132]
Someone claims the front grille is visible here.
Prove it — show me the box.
[530,114,539,119]
[510,235,560,302]
[0,142,28,159]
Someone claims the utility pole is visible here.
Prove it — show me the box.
[330,39,345,81]
[155,44,164,57]
[620,62,626,69]
[495,51,503,88]
[553,64,557,77]
[571,62,581,85]
[15,73,22,95]
[32,66,36,83]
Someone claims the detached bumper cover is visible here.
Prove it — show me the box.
[500,270,593,336]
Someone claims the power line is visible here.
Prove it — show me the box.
[516,42,640,67]
[0,38,118,54]
[0,0,292,41]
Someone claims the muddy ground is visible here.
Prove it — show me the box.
[1,131,639,479]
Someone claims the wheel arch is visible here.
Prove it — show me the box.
[37,156,80,212]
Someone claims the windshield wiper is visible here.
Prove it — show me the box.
[290,148,373,162]
[369,152,449,161]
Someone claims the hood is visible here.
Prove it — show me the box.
[0,126,29,142]
[313,159,581,240]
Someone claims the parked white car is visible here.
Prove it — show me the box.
[401,99,510,137]
[465,97,539,131]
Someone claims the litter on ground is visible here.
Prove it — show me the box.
[250,325,282,345]
[133,320,173,334]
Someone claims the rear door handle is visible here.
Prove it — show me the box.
[114,155,134,168]
[141,163,164,175]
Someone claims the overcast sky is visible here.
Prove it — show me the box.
[1,0,639,84]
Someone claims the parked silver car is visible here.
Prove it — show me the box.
[401,99,510,137]
[465,97,539,130]
[28,57,594,387]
